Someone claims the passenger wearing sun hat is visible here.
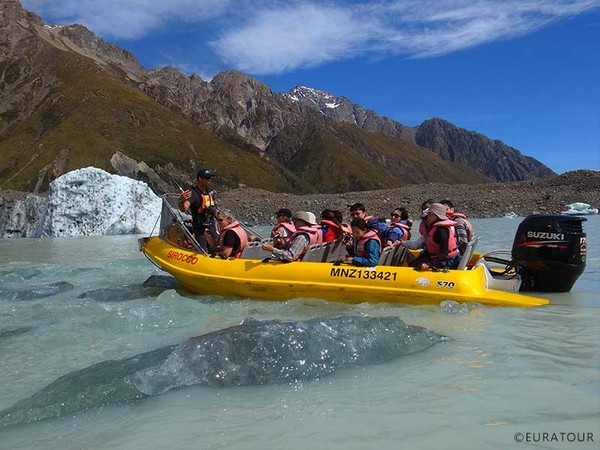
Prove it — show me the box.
[262,211,323,261]
[417,203,461,270]
[269,208,296,249]
[178,168,217,249]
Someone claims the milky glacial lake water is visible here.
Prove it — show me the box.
[0,217,598,450]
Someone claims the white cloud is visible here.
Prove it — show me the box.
[212,0,600,72]
[22,0,600,73]
[22,0,232,39]
[210,4,382,74]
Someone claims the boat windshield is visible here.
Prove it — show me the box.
[158,194,204,252]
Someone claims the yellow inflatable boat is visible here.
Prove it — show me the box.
[140,195,589,307]
[139,234,549,307]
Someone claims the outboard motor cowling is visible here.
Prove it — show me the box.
[512,215,586,292]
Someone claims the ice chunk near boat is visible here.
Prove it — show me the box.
[440,300,478,315]
[0,316,446,427]
[561,202,598,215]
[40,167,161,237]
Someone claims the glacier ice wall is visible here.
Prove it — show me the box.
[41,167,161,237]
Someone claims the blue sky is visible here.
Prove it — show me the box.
[23,0,600,174]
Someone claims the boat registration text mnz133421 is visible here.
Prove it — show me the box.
[330,268,397,281]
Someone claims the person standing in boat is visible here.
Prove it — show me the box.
[343,217,381,267]
[270,208,296,249]
[205,209,248,258]
[416,203,460,270]
[262,211,322,261]
[178,169,217,250]
[440,199,474,254]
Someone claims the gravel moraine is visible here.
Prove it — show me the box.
[217,170,600,225]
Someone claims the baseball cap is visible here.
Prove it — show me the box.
[197,169,213,179]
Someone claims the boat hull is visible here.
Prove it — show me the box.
[141,236,549,307]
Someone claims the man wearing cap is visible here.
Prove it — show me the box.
[348,203,386,234]
[270,208,296,249]
[179,169,217,248]
[262,211,322,261]
[417,202,460,270]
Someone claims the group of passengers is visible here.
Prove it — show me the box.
[178,169,474,270]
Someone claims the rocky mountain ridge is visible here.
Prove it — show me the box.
[287,86,555,181]
[1,0,555,195]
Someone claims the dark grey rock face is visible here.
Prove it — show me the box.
[414,119,556,181]
[0,190,47,237]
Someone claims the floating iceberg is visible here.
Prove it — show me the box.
[561,202,598,216]
[41,167,162,237]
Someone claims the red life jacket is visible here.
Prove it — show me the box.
[390,222,411,241]
[219,221,248,258]
[425,220,460,259]
[354,230,381,257]
[447,212,473,241]
[290,224,323,258]
[321,219,344,242]
[270,221,296,247]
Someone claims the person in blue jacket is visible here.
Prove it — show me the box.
[344,218,381,267]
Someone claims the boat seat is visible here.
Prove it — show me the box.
[457,236,480,270]
[239,241,272,260]
[390,245,408,266]
[378,246,394,266]
[302,243,330,262]
[323,240,347,262]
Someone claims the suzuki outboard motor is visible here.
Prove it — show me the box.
[512,215,586,292]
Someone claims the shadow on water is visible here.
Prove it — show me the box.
[0,326,34,340]
[1,281,75,301]
[0,315,447,427]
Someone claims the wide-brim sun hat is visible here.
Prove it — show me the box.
[292,211,317,225]
[426,203,448,221]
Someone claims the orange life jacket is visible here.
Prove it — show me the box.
[387,222,411,241]
[290,224,323,258]
[447,212,474,241]
[270,221,296,247]
[197,191,215,214]
[425,220,460,259]
[219,221,248,258]
[354,230,381,257]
